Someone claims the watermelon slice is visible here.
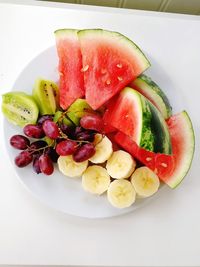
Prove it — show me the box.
[78,29,150,110]
[104,87,171,154]
[55,29,85,110]
[115,111,195,188]
[129,74,172,119]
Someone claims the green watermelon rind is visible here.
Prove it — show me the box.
[149,101,172,154]
[54,29,78,37]
[118,88,171,154]
[168,111,195,189]
[139,95,155,151]
[120,88,154,151]
[78,29,151,71]
[131,74,172,119]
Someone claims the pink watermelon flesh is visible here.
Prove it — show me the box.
[55,30,85,110]
[115,111,195,188]
[103,88,142,141]
[114,131,174,180]
[78,29,150,110]
[164,111,195,187]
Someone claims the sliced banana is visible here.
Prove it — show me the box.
[82,166,110,195]
[90,135,113,163]
[131,166,160,198]
[58,155,88,177]
[107,179,136,208]
[106,150,136,179]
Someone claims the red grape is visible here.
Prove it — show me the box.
[73,143,95,162]
[56,140,77,156]
[74,126,83,136]
[76,131,94,142]
[39,154,54,175]
[44,147,59,163]
[33,155,41,174]
[37,115,53,125]
[10,135,30,150]
[24,124,45,138]
[42,120,60,139]
[80,114,103,132]
[15,151,33,167]
[29,140,47,153]
[60,123,72,136]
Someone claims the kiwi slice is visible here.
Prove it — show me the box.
[53,110,63,123]
[33,78,59,115]
[2,92,39,127]
[66,99,93,126]
[53,111,74,127]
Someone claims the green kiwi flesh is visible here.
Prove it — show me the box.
[33,79,59,115]
[2,92,39,127]
[66,99,92,126]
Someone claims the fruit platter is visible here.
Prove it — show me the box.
[2,29,195,217]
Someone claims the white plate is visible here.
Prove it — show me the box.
[3,45,181,218]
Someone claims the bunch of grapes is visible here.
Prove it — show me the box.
[10,113,103,175]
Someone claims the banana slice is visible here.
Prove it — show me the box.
[58,155,88,177]
[90,135,113,163]
[106,150,136,179]
[82,165,110,195]
[107,179,136,208]
[131,166,160,198]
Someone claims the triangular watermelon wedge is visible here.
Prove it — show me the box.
[115,111,195,188]
[55,29,85,110]
[78,29,150,110]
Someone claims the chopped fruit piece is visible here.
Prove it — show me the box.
[55,29,85,109]
[115,110,195,189]
[82,166,110,195]
[104,87,171,154]
[90,135,113,164]
[2,92,39,127]
[67,98,93,126]
[78,29,150,110]
[131,167,160,198]
[58,155,88,177]
[107,179,136,208]
[32,79,59,115]
[106,150,136,179]
[129,74,172,119]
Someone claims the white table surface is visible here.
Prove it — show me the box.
[0,0,200,266]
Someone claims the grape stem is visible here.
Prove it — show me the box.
[28,140,55,154]
[57,109,101,124]
[58,127,91,144]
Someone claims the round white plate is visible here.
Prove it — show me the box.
[3,46,176,218]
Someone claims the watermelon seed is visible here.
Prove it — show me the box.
[105,80,111,85]
[117,76,123,81]
[161,163,167,168]
[146,157,152,162]
[81,65,89,72]
[101,69,107,74]
[59,72,64,76]
[117,63,122,68]
[154,168,158,174]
